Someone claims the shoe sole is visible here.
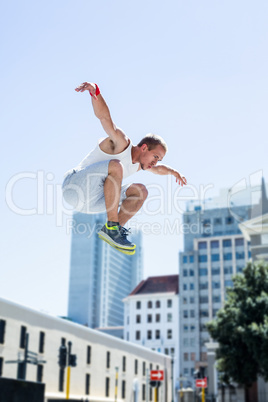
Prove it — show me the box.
[98,231,136,250]
[98,235,136,255]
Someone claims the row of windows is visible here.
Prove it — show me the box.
[135,313,172,324]
[198,238,246,250]
[136,300,172,309]
[183,308,220,319]
[0,321,45,354]
[184,265,245,277]
[136,329,173,340]
[199,251,247,263]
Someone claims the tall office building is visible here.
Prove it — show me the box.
[68,212,143,328]
[178,191,252,385]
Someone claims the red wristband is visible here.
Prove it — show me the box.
[90,83,100,97]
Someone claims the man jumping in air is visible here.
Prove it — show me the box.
[62,82,187,255]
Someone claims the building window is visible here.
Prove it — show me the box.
[106,351,110,369]
[199,268,208,276]
[183,269,188,277]
[200,282,208,290]
[184,368,189,375]
[214,217,222,225]
[85,374,90,395]
[143,361,146,376]
[190,325,195,332]
[147,314,152,323]
[167,299,172,308]
[155,314,161,322]
[165,348,169,355]
[212,267,220,275]
[225,280,233,287]
[167,329,172,339]
[224,266,233,274]
[183,284,188,290]
[135,331,140,340]
[183,256,188,263]
[226,217,234,225]
[190,310,195,318]
[20,326,27,349]
[200,296,209,304]
[136,301,141,309]
[183,338,188,346]
[224,253,232,261]
[199,255,208,263]
[201,352,207,361]
[183,297,187,304]
[167,313,172,322]
[223,239,232,247]
[122,380,126,399]
[183,310,188,318]
[211,253,220,261]
[156,300,161,308]
[87,346,91,364]
[190,283,195,290]
[127,332,129,341]
[183,353,189,361]
[142,384,146,401]
[39,331,45,354]
[122,356,126,372]
[190,338,195,347]
[237,266,243,273]
[213,295,221,303]
[0,320,6,344]
[37,364,43,383]
[212,281,220,289]
[211,240,219,248]
[191,352,196,361]
[189,269,194,276]
[183,325,188,332]
[0,357,3,377]
[236,251,245,259]
[147,330,152,340]
[147,301,152,309]
[189,255,194,263]
[135,359,138,375]
[198,241,207,250]
[155,330,160,339]
[136,314,141,324]
[200,310,209,317]
[105,377,110,397]
[235,238,244,246]
[190,297,195,304]
[150,386,153,401]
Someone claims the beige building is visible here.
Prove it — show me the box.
[0,297,171,401]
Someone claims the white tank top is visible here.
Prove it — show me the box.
[73,138,140,179]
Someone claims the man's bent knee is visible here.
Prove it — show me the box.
[128,183,148,201]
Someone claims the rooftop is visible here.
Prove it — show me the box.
[129,275,179,296]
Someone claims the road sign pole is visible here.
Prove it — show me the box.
[202,386,205,402]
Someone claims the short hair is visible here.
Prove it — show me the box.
[137,133,168,153]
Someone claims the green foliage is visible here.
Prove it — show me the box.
[207,260,268,386]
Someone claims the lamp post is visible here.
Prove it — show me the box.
[171,351,174,402]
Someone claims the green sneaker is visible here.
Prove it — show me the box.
[98,223,136,250]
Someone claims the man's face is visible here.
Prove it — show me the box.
[139,144,166,170]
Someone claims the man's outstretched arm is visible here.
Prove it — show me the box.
[150,165,187,186]
[75,82,128,146]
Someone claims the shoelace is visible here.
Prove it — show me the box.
[120,226,131,238]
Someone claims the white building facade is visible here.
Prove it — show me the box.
[0,297,171,401]
[123,276,179,388]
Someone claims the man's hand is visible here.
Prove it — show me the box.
[75,82,98,99]
[174,171,187,186]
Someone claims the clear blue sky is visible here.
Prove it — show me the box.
[1,0,267,316]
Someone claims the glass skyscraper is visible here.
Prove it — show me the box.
[68,212,143,328]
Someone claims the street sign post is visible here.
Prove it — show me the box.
[150,370,164,381]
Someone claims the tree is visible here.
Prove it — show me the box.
[207,260,268,387]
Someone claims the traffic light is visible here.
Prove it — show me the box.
[69,354,77,367]
[150,381,161,388]
[58,345,67,368]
